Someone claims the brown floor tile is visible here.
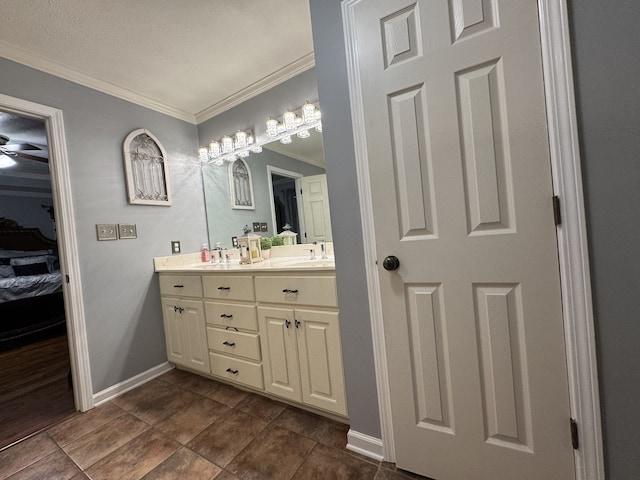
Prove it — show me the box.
[69,474,91,480]
[6,449,80,480]
[47,402,123,447]
[215,471,241,480]
[157,369,218,396]
[62,411,149,470]
[141,447,221,480]
[0,433,58,479]
[203,382,249,407]
[274,406,328,440]
[318,420,349,449]
[111,379,201,425]
[187,409,267,467]
[85,429,179,480]
[377,462,433,480]
[226,425,315,480]
[293,443,379,480]
[235,393,286,422]
[154,395,228,444]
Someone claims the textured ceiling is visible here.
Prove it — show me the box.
[0,0,315,123]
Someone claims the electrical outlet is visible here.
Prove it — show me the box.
[253,222,261,232]
[96,224,117,241]
[260,222,268,232]
[171,240,181,254]
[231,236,238,248]
[118,224,137,239]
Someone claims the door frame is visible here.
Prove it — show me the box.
[0,93,93,412]
[266,165,306,240]
[341,1,604,480]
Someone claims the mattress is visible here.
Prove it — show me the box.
[0,271,63,303]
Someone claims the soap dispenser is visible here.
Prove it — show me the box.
[201,243,211,262]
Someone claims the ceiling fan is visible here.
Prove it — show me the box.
[0,134,48,163]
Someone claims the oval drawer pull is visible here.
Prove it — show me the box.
[173,284,184,288]
[223,341,236,347]
[282,289,299,294]
[226,368,239,375]
[220,314,233,319]
[217,286,231,291]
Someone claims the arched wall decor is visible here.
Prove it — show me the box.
[123,128,171,206]
[228,158,255,210]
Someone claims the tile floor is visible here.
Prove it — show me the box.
[0,368,430,480]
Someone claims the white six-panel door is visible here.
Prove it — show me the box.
[350,0,575,478]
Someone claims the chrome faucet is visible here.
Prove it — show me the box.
[319,240,327,260]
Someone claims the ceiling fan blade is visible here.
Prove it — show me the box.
[2,143,41,151]
[8,151,49,163]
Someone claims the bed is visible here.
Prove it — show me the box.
[0,218,65,351]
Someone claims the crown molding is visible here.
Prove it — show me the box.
[195,52,316,124]
[0,40,197,124]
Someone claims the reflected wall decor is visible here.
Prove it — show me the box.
[123,128,172,206]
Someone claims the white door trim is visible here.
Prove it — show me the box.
[266,165,306,240]
[0,93,94,412]
[341,1,604,479]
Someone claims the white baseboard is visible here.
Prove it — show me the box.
[93,362,174,406]
[346,429,385,461]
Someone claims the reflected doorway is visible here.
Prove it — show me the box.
[268,166,305,244]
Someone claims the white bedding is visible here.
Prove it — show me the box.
[0,271,63,303]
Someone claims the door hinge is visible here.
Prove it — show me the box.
[552,195,562,226]
[570,418,579,449]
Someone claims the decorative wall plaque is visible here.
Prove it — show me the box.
[123,129,171,206]
[228,158,255,210]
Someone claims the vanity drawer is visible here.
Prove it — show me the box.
[255,276,337,307]
[210,352,264,390]
[159,274,202,298]
[207,327,261,362]
[205,301,258,331]
[202,275,255,301]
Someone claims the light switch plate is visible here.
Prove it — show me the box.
[252,222,261,232]
[171,240,181,254]
[118,224,137,239]
[260,222,268,232]
[96,224,118,241]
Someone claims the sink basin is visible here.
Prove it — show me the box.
[282,258,335,267]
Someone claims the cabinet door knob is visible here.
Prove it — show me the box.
[295,319,300,329]
[285,319,291,329]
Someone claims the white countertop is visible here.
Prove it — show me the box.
[154,253,335,273]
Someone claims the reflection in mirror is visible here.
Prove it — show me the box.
[203,126,332,249]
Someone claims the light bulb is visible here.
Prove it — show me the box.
[280,135,292,144]
[315,121,323,133]
[283,110,296,130]
[297,129,310,139]
[302,102,316,124]
[208,141,221,158]
[221,136,233,154]
[251,146,263,153]
[235,131,247,149]
[198,147,208,160]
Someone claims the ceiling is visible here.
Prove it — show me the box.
[0,0,315,124]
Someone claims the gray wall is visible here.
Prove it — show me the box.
[0,195,56,240]
[203,148,323,249]
[568,2,640,477]
[309,0,381,439]
[0,57,207,392]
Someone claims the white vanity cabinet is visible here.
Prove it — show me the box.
[159,274,209,374]
[203,275,264,390]
[256,275,347,416]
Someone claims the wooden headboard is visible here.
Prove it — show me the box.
[0,218,57,251]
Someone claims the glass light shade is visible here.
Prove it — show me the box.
[247,134,254,145]
[238,150,250,158]
[283,110,296,130]
[315,121,323,133]
[302,102,316,124]
[198,147,208,160]
[208,141,221,158]
[251,145,263,153]
[266,118,278,137]
[221,136,233,154]
[297,129,310,139]
[280,135,292,145]
[235,131,247,149]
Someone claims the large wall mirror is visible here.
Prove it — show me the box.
[202,126,332,249]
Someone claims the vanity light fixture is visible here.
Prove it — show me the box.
[199,129,261,166]
[266,101,322,144]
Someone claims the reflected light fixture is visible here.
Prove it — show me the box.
[199,130,261,166]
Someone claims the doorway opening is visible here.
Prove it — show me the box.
[267,166,305,243]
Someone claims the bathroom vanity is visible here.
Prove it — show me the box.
[154,248,347,418]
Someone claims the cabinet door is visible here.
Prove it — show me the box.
[258,306,300,402]
[161,297,186,365]
[296,309,347,416]
[181,299,209,374]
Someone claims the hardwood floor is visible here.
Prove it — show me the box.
[0,335,75,450]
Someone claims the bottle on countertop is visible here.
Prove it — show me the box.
[201,243,211,262]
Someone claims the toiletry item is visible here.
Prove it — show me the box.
[201,243,211,262]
